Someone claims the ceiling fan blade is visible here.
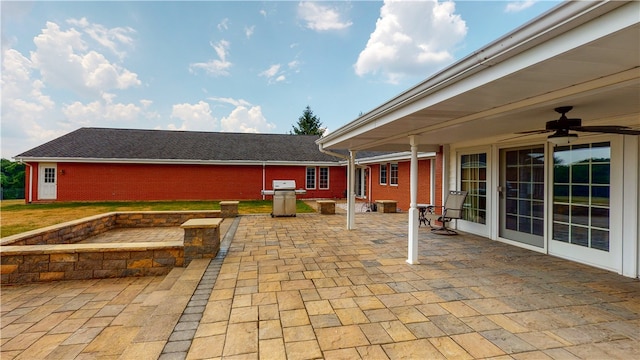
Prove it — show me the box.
[514,129,552,135]
[573,126,640,135]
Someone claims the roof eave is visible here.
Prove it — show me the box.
[13,156,341,166]
[317,0,624,149]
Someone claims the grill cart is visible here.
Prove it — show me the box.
[262,180,306,217]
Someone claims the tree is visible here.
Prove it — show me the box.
[291,106,325,136]
[1,159,25,199]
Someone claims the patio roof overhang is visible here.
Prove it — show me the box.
[317,1,640,152]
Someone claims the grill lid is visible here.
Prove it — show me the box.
[273,180,296,190]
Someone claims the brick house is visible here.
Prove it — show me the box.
[353,152,436,212]
[14,127,351,202]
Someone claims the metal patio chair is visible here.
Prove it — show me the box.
[425,190,468,235]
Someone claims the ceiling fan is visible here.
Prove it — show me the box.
[516,106,640,145]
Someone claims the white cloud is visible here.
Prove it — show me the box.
[1,19,142,157]
[208,97,252,108]
[30,21,141,94]
[220,105,276,133]
[298,2,352,31]
[259,64,288,84]
[67,17,135,59]
[260,64,281,78]
[170,101,217,131]
[189,40,232,77]
[354,0,467,84]
[505,1,536,13]
[217,18,230,31]
[245,25,255,39]
[62,92,146,125]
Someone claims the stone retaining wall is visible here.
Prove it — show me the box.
[0,202,238,284]
[1,242,183,284]
[1,210,222,246]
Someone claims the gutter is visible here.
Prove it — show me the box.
[317,142,350,160]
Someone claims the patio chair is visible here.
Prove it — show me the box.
[425,190,468,235]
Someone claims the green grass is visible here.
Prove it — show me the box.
[0,199,314,237]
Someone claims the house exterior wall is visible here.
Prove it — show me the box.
[366,159,432,211]
[447,134,640,278]
[25,162,346,202]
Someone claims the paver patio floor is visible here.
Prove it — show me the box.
[1,213,639,359]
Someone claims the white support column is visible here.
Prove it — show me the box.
[407,136,420,265]
[347,150,357,230]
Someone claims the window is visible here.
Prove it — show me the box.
[319,167,329,189]
[390,163,398,185]
[553,142,610,251]
[460,153,487,224]
[44,168,56,184]
[306,167,316,189]
[380,164,387,184]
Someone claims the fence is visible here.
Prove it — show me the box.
[1,188,25,200]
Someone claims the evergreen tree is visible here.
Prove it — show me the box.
[291,106,325,136]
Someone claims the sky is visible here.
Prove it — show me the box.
[1,0,561,159]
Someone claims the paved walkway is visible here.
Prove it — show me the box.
[1,213,639,359]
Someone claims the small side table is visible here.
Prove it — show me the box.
[417,204,434,227]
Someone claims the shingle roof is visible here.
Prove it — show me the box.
[16,128,345,163]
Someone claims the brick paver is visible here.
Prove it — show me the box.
[1,212,639,359]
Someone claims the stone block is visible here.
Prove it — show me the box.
[104,252,131,260]
[76,260,102,271]
[10,272,39,283]
[220,201,239,217]
[1,264,18,275]
[50,253,78,262]
[376,200,397,213]
[65,270,94,280]
[103,259,127,270]
[40,272,65,281]
[79,252,104,261]
[316,200,336,215]
[94,269,122,278]
[127,259,153,269]
[49,262,75,272]
[1,255,23,265]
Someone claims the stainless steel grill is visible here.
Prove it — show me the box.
[262,180,306,217]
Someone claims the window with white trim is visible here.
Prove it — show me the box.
[390,163,398,185]
[380,164,387,184]
[319,167,329,189]
[306,167,316,189]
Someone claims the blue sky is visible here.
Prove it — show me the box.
[2,0,561,158]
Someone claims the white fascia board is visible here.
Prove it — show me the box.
[355,152,436,165]
[13,157,341,167]
[318,1,630,149]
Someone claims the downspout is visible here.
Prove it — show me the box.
[262,162,266,200]
[18,161,33,203]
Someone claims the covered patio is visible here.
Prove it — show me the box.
[1,213,639,359]
[317,1,640,276]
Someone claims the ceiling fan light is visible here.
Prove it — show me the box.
[548,131,578,145]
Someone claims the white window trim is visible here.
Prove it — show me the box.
[380,163,388,185]
[319,167,329,190]
[306,167,316,190]
[390,163,398,186]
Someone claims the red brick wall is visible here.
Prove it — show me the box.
[29,162,346,202]
[367,159,432,211]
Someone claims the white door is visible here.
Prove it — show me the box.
[499,146,545,248]
[38,163,57,200]
[548,140,622,272]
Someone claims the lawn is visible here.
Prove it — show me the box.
[0,199,314,237]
